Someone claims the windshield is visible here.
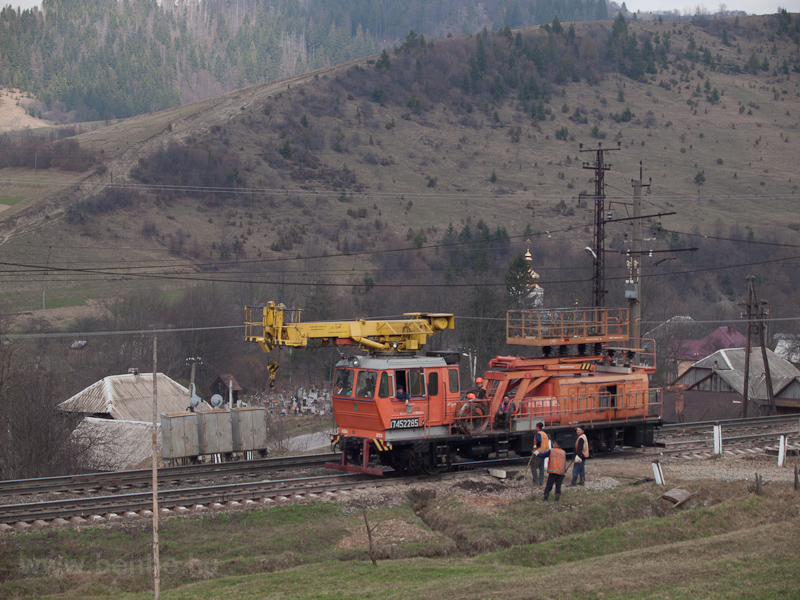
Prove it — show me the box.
[355,371,377,399]
[333,368,353,396]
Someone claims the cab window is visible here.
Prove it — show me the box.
[355,371,377,399]
[378,372,393,398]
[333,368,353,396]
[408,369,426,397]
[448,369,459,394]
[428,372,439,396]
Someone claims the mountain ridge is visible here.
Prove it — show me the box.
[1,13,799,349]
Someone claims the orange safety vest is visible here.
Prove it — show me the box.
[535,430,550,451]
[575,433,589,458]
[498,398,518,415]
[547,447,567,475]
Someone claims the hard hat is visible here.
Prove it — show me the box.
[467,393,476,399]
[476,377,484,384]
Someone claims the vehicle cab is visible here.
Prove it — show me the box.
[331,354,462,442]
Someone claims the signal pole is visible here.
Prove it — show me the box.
[580,142,620,307]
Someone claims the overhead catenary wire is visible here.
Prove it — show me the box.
[5,174,800,204]
[0,211,797,277]
[0,251,797,289]
[8,314,800,341]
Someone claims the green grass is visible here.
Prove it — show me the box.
[0,196,23,205]
[2,480,799,599]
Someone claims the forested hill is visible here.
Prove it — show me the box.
[0,0,608,123]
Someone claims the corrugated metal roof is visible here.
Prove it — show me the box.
[58,373,191,421]
[673,348,800,400]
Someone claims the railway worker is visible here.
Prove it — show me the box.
[496,394,515,430]
[532,422,550,486]
[534,440,567,503]
[570,427,590,486]
[475,377,487,400]
[396,386,411,403]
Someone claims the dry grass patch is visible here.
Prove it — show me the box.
[337,518,438,550]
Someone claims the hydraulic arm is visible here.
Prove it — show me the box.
[245,302,454,354]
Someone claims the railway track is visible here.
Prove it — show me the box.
[0,473,385,527]
[0,468,482,530]
[0,456,532,529]
[638,414,800,459]
[661,414,800,434]
[0,453,339,499]
[3,415,798,530]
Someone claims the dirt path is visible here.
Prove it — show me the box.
[0,58,367,245]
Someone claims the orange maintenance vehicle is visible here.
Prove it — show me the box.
[245,302,662,475]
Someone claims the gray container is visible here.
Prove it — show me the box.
[231,407,268,452]
[161,412,200,460]
[198,410,233,455]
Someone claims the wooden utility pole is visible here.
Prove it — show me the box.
[580,142,620,307]
[739,276,776,416]
[741,287,753,419]
[152,337,160,599]
[752,279,776,415]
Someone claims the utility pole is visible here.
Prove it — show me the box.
[738,276,775,417]
[151,337,160,600]
[580,142,620,307]
[628,162,650,347]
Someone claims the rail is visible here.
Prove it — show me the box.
[662,414,800,431]
[0,453,338,498]
[0,474,368,524]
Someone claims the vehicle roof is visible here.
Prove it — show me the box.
[335,356,448,369]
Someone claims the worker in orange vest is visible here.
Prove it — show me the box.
[534,439,567,503]
[532,422,550,486]
[495,394,516,430]
[570,426,590,486]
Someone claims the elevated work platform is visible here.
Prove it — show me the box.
[506,307,630,347]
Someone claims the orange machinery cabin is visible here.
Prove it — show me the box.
[479,355,660,430]
[331,354,462,442]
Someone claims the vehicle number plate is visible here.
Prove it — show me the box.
[390,418,419,429]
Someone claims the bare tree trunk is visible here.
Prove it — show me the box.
[362,504,378,567]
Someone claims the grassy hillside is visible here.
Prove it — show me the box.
[1,470,798,599]
[1,13,800,332]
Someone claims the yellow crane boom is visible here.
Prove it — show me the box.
[244,302,454,354]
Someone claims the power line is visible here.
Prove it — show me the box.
[0,249,797,290]
[7,313,800,341]
[5,174,800,205]
[662,228,800,249]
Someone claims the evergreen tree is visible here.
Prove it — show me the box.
[505,253,535,308]
[375,49,391,71]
